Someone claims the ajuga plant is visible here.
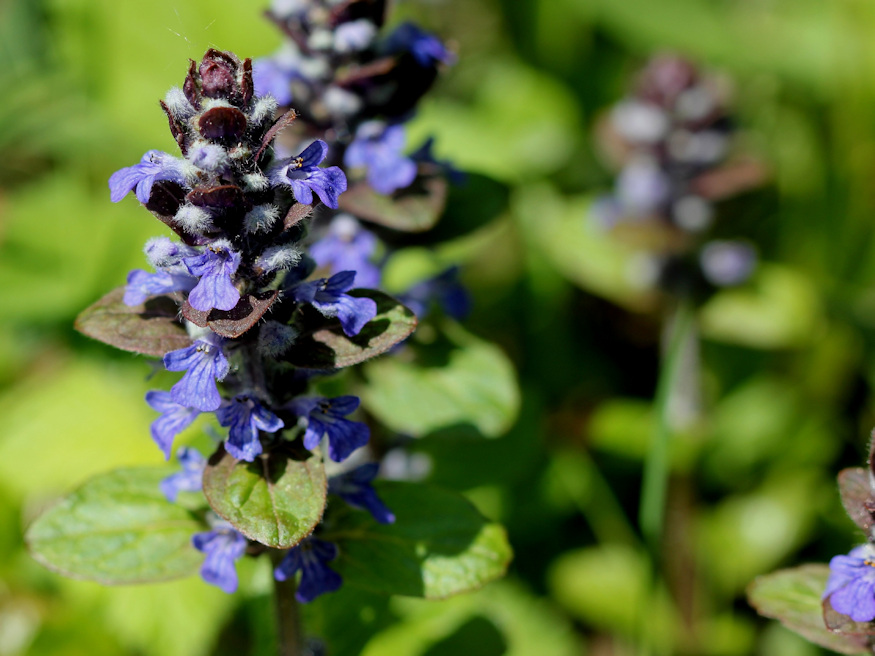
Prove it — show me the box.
[592,54,767,550]
[24,43,511,655]
[748,436,875,654]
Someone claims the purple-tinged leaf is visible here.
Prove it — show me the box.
[338,177,447,232]
[203,444,326,549]
[283,202,314,230]
[839,468,875,533]
[75,287,189,357]
[747,565,872,654]
[198,106,247,142]
[282,291,416,370]
[181,290,280,338]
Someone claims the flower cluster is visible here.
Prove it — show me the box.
[594,54,761,297]
[110,49,396,601]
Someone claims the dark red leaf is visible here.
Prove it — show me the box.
[181,290,280,338]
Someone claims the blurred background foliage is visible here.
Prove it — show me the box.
[2,0,875,654]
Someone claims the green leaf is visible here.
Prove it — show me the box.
[338,177,448,232]
[75,288,190,357]
[26,467,203,584]
[747,565,870,654]
[324,482,512,599]
[202,445,326,548]
[361,321,520,438]
[282,291,417,370]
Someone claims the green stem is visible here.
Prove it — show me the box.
[272,552,304,656]
[639,301,695,554]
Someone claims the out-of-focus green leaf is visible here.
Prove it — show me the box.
[699,265,824,348]
[325,482,512,599]
[282,291,417,370]
[514,185,657,311]
[361,321,519,438]
[360,580,581,656]
[748,565,869,654]
[26,467,202,584]
[203,447,326,549]
[302,585,394,656]
[548,544,676,648]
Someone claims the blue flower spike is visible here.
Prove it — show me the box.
[329,463,395,524]
[216,395,285,462]
[108,150,187,204]
[269,140,348,209]
[145,390,201,459]
[289,395,370,463]
[192,523,248,594]
[291,270,377,337]
[310,215,381,289]
[163,334,230,412]
[824,545,875,622]
[274,537,343,603]
[344,122,417,195]
[160,447,207,502]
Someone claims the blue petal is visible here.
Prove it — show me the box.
[298,140,329,169]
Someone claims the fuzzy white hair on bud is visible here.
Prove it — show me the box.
[175,204,214,233]
[251,96,279,125]
[244,204,282,233]
[242,172,270,192]
[255,244,301,273]
[164,87,195,119]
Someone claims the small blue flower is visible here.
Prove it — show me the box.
[269,140,348,209]
[124,269,198,307]
[109,150,187,204]
[329,463,395,524]
[163,334,230,412]
[274,537,342,603]
[334,19,377,53]
[184,243,242,312]
[310,215,381,289]
[145,390,202,459]
[192,524,248,594]
[290,270,377,337]
[289,395,370,462]
[824,545,875,622]
[160,447,207,502]
[398,266,470,320]
[344,122,417,195]
[385,22,455,67]
[215,396,285,462]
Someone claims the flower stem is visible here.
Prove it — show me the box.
[272,553,304,656]
[639,301,695,553]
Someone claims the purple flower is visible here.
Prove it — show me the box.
[163,334,229,412]
[290,270,377,337]
[274,537,342,603]
[252,57,294,106]
[334,19,377,53]
[160,447,207,502]
[289,395,370,462]
[699,240,757,287]
[269,140,348,209]
[108,150,187,204]
[344,122,417,195]
[215,396,285,462]
[398,266,470,320]
[184,243,242,312]
[310,215,381,289]
[124,269,197,307]
[145,390,202,459]
[824,545,875,622]
[328,463,395,524]
[385,22,455,67]
[192,524,248,594]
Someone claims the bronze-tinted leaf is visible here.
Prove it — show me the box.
[283,202,313,230]
[183,59,201,107]
[187,184,244,210]
[838,468,875,534]
[256,109,297,161]
[75,288,189,357]
[203,445,326,548]
[824,595,875,636]
[338,176,447,232]
[198,106,247,142]
[282,291,416,369]
[181,290,280,338]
